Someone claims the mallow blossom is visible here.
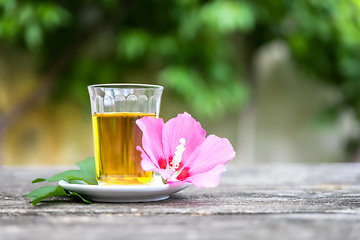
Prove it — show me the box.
[135,112,236,188]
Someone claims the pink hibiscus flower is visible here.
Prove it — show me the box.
[135,112,236,188]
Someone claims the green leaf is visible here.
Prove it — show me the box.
[63,175,97,185]
[76,157,96,178]
[46,170,86,182]
[43,157,97,185]
[46,170,97,185]
[26,157,97,206]
[26,185,68,206]
[25,185,93,206]
[32,178,46,183]
[69,192,93,204]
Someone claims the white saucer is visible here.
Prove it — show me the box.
[58,175,190,203]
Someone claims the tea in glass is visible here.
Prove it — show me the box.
[88,84,163,185]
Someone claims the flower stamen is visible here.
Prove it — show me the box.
[170,138,186,171]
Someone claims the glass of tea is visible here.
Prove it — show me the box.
[88,84,164,185]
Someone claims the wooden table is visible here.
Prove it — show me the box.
[1,163,360,240]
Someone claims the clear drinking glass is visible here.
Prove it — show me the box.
[88,84,164,185]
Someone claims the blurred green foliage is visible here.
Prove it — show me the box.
[0,0,360,120]
[254,0,360,121]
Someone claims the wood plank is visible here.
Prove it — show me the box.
[1,163,360,239]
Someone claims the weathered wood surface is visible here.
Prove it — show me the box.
[1,163,360,240]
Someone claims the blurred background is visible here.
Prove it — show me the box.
[1,0,360,165]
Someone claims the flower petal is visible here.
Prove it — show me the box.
[169,164,226,188]
[162,112,206,166]
[186,134,236,175]
[137,146,158,172]
[137,146,174,180]
[136,117,165,169]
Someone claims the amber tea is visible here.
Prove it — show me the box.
[92,112,156,185]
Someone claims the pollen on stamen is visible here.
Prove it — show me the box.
[170,138,186,171]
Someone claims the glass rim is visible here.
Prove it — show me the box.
[88,83,164,90]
